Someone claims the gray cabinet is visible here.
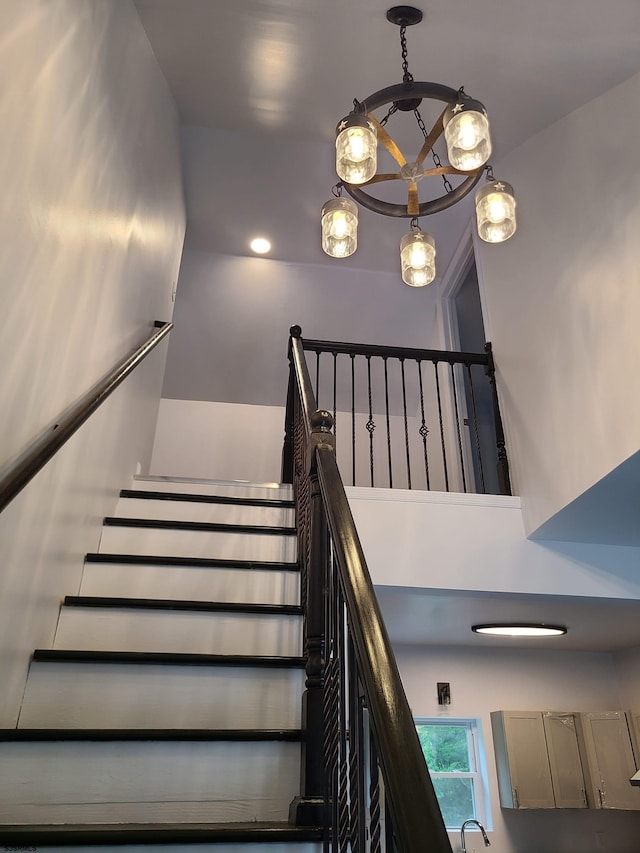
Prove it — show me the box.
[491,710,587,810]
[577,711,640,810]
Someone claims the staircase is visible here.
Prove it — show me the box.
[0,475,323,851]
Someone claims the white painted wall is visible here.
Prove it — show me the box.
[613,647,640,710]
[397,645,639,853]
[474,70,640,538]
[0,1,185,726]
[349,488,640,601]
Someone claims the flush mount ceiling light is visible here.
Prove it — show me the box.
[321,5,517,284]
[250,237,271,254]
[472,623,568,638]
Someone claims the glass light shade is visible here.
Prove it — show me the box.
[475,181,517,243]
[335,115,377,185]
[444,101,492,172]
[321,197,358,258]
[400,230,436,287]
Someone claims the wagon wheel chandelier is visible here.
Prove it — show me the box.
[321,5,517,286]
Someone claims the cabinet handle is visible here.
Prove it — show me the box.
[597,788,604,807]
[581,788,587,808]
[513,787,520,809]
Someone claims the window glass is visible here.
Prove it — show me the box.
[415,718,490,830]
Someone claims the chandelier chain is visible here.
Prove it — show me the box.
[414,108,454,194]
[400,25,413,85]
[379,103,398,127]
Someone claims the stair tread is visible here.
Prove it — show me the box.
[86,552,300,570]
[0,821,323,843]
[103,517,297,535]
[121,489,295,508]
[2,728,302,741]
[63,596,302,615]
[33,649,307,667]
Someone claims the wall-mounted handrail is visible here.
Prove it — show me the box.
[286,325,453,852]
[0,321,173,514]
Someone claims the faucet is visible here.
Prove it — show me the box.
[460,819,491,853]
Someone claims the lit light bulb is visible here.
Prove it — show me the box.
[486,194,507,222]
[456,113,482,151]
[409,243,427,269]
[347,129,365,161]
[331,212,348,238]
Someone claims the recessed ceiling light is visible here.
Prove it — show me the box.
[472,623,567,638]
[250,237,271,254]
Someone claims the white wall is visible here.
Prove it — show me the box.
[474,70,640,538]
[396,645,639,853]
[614,647,640,710]
[0,1,185,726]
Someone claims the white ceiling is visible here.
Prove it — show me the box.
[134,0,640,275]
[134,1,640,651]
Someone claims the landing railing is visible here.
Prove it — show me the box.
[283,327,453,852]
[284,326,510,496]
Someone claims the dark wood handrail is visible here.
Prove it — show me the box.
[288,326,452,852]
[300,336,489,367]
[0,321,173,514]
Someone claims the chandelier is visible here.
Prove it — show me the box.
[321,5,517,286]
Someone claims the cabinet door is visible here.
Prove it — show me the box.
[491,711,555,808]
[542,712,587,808]
[627,711,640,767]
[579,711,640,810]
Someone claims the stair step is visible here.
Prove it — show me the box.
[0,739,300,822]
[64,596,303,616]
[104,517,297,536]
[80,560,300,605]
[0,821,322,848]
[33,649,306,667]
[54,603,303,656]
[116,493,294,525]
[0,728,302,741]
[133,476,293,501]
[20,658,304,729]
[98,524,297,563]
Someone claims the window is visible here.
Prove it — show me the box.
[415,718,490,830]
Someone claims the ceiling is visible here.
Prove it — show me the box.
[134,0,640,276]
[134,1,640,652]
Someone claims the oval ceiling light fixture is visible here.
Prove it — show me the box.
[472,623,568,637]
[250,237,271,254]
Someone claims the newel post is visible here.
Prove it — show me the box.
[290,409,334,827]
[485,342,512,496]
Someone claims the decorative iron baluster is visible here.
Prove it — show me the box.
[366,355,375,487]
[465,363,486,493]
[433,361,450,491]
[449,362,467,493]
[416,360,430,490]
[316,351,321,405]
[383,357,393,488]
[351,354,356,486]
[400,358,411,489]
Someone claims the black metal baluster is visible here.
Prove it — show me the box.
[449,362,467,493]
[366,356,375,487]
[385,791,396,853]
[348,638,366,853]
[465,363,486,493]
[383,357,393,488]
[332,352,337,439]
[322,547,340,852]
[417,360,431,490]
[316,351,321,406]
[485,342,512,495]
[350,354,356,486]
[337,585,349,853]
[400,358,412,490]
[369,737,382,853]
[433,361,450,491]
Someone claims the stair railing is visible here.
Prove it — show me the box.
[284,326,453,852]
[0,321,172,513]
